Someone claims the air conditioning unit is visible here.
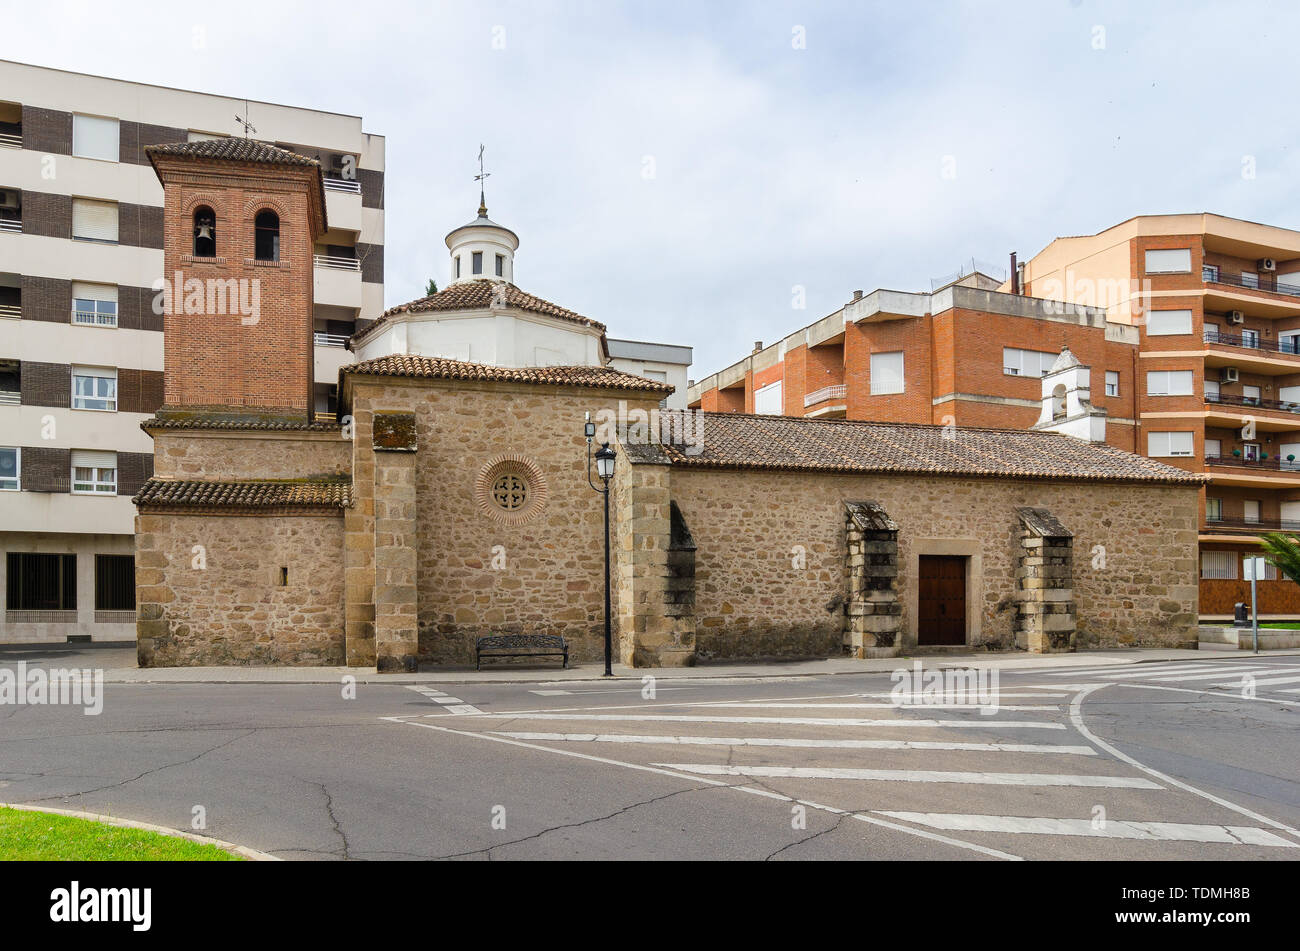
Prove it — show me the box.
[1222,367,1240,383]
[1259,258,1278,272]
[0,190,18,210]
[1227,310,1246,324]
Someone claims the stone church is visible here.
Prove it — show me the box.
[132,139,1204,670]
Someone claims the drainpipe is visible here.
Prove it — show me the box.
[1010,252,1020,295]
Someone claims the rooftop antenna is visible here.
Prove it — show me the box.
[235,100,257,138]
[475,143,490,216]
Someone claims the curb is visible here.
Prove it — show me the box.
[0,802,280,861]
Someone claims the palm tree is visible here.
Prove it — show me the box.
[1258,532,1300,584]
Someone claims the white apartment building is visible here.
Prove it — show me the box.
[0,60,385,643]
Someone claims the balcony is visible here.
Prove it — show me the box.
[0,303,18,319]
[1204,515,1300,534]
[323,177,361,194]
[313,331,349,348]
[804,383,847,407]
[0,132,19,149]
[1206,454,1300,473]
[1204,328,1300,356]
[0,216,20,234]
[1205,392,1300,415]
[1204,265,1300,299]
[314,253,361,271]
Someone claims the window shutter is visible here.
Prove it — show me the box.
[72,115,120,161]
[72,198,119,242]
[71,281,117,303]
[71,449,117,469]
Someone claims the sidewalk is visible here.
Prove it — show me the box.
[7,644,1295,685]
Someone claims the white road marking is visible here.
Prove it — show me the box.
[694,702,1060,711]
[1044,662,1264,678]
[1209,674,1300,689]
[1070,684,1300,839]
[446,712,1067,729]
[649,763,1162,788]
[403,685,482,714]
[387,715,1023,860]
[1098,665,1278,681]
[488,732,1098,755]
[875,812,1298,847]
[529,689,573,695]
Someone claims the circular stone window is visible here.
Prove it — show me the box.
[476,454,548,524]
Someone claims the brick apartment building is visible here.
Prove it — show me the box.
[689,214,1300,618]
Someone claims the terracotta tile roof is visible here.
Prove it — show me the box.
[145,138,320,168]
[133,478,352,510]
[342,354,674,393]
[362,280,606,335]
[624,411,1205,485]
[140,416,343,433]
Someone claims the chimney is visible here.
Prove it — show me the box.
[753,341,763,354]
[1010,252,1020,295]
[852,289,863,301]
[688,379,695,388]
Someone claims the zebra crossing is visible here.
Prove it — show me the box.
[386,675,1300,858]
[1041,658,1300,697]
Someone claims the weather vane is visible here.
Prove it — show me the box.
[475,143,490,215]
[235,99,257,138]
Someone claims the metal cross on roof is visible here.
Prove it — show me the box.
[235,100,257,137]
[475,143,490,215]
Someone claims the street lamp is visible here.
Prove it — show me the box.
[585,414,617,677]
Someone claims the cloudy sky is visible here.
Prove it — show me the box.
[10,1,1300,377]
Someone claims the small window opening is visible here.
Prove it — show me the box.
[278,566,288,586]
[472,251,483,275]
[254,210,280,262]
[495,254,504,277]
[193,206,216,257]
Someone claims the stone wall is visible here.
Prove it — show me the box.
[152,432,350,480]
[136,511,345,666]
[347,378,662,666]
[667,468,1199,658]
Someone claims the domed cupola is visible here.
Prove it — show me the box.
[446,156,518,284]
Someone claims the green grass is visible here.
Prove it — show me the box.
[1259,622,1300,629]
[0,807,244,861]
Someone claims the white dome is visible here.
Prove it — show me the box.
[445,207,519,285]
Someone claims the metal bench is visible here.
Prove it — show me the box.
[475,633,568,670]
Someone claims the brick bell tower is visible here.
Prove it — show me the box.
[146,139,327,421]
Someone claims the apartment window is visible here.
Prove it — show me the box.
[1145,309,1193,336]
[754,380,783,415]
[72,114,119,162]
[1204,438,1221,459]
[1205,498,1222,521]
[1200,551,1237,580]
[1144,248,1191,274]
[1003,347,1055,378]
[1204,379,1220,400]
[1202,264,1220,282]
[472,251,483,275]
[495,254,505,277]
[1147,431,1194,457]
[193,206,216,257]
[0,359,18,402]
[0,446,17,490]
[1146,370,1194,396]
[1280,331,1300,355]
[1241,270,1259,290]
[71,282,118,327]
[71,449,116,494]
[71,198,119,243]
[72,366,116,411]
[254,210,280,262]
[1105,371,1119,397]
[1242,384,1261,406]
[94,555,135,611]
[1243,442,1260,462]
[870,351,905,395]
[1241,328,1260,349]
[6,552,77,611]
[1243,500,1261,523]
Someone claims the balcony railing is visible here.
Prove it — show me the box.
[0,303,19,318]
[1204,515,1300,533]
[0,390,19,405]
[323,177,362,194]
[1205,392,1300,415]
[0,132,21,149]
[313,253,360,271]
[1206,454,1300,473]
[313,332,349,348]
[804,384,848,407]
[1204,328,1300,355]
[0,218,21,234]
[1204,265,1300,298]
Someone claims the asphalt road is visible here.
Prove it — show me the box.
[2,651,1298,860]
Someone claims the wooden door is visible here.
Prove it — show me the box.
[918,555,966,646]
